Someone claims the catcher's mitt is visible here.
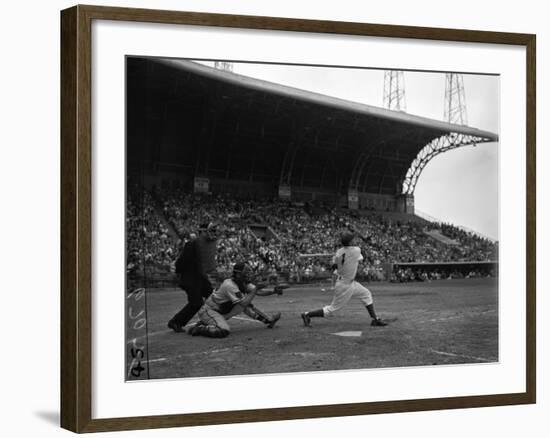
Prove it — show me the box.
[273,284,289,295]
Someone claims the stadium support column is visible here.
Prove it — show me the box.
[348,188,359,210]
[279,118,304,201]
[194,176,210,194]
[278,184,291,200]
[194,97,221,196]
[396,194,414,214]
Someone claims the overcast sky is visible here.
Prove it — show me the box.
[198,60,499,240]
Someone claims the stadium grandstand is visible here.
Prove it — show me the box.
[126,57,498,285]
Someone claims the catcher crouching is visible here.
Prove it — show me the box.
[187,262,281,338]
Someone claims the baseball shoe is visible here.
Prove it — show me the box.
[301,312,311,327]
[167,319,183,333]
[371,318,388,327]
[267,312,281,329]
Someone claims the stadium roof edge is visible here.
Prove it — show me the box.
[154,58,498,142]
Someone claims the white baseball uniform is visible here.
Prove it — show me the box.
[198,278,263,334]
[322,245,373,317]
[199,278,245,332]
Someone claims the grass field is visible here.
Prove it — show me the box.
[126,277,498,380]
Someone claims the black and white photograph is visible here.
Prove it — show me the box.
[125,56,499,381]
[1,0,545,435]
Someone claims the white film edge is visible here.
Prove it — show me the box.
[92,20,526,419]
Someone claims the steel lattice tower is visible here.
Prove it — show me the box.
[383,70,406,111]
[214,61,234,72]
[400,72,481,195]
[444,73,468,124]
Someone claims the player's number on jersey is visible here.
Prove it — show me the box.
[341,253,346,266]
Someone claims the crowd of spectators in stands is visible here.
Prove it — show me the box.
[391,266,497,283]
[126,186,499,283]
[126,189,175,276]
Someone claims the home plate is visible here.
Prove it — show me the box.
[331,331,363,337]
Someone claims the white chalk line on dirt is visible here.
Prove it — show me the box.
[127,317,204,343]
[429,349,496,362]
[126,329,173,343]
[233,316,263,324]
[127,316,265,344]
[290,352,336,358]
[147,346,244,366]
[418,309,496,324]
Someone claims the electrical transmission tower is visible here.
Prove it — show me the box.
[214,61,234,72]
[444,73,468,124]
[383,70,406,111]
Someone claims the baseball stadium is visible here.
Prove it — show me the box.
[126,57,499,380]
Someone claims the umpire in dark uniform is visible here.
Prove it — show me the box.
[168,222,220,332]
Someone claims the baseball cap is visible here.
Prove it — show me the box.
[341,232,355,246]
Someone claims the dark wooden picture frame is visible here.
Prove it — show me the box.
[60,4,536,433]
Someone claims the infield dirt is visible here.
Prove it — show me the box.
[127,277,498,380]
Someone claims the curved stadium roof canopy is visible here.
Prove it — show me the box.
[127,57,498,196]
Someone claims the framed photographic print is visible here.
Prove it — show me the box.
[60,4,536,433]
